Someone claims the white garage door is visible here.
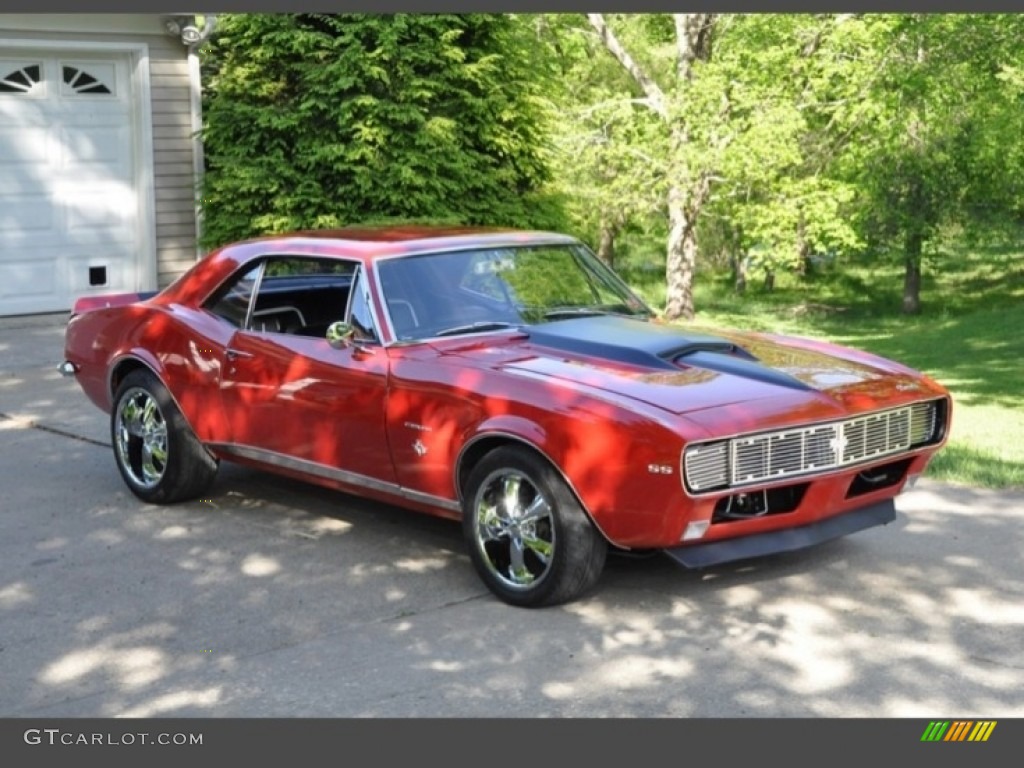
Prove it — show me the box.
[0,52,146,315]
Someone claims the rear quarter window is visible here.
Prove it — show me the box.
[203,264,261,327]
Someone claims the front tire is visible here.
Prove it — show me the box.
[462,446,607,607]
[111,369,218,503]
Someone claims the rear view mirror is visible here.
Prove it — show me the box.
[326,321,355,349]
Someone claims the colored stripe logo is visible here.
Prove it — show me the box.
[921,721,997,742]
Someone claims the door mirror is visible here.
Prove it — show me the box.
[326,321,355,349]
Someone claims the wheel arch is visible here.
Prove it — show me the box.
[109,353,162,401]
[455,430,620,548]
[108,354,220,503]
[108,353,206,452]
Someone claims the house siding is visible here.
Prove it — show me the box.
[0,20,200,292]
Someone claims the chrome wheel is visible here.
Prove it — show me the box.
[114,386,168,489]
[472,469,555,591]
[463,446,607,606]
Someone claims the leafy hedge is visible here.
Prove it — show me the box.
[200,13,566,247]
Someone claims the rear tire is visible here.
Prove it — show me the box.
[111,369,218,503]
[462,446,607,607]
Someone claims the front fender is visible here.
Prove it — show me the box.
[457,409,691,549]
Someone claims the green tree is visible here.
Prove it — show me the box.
[536,15,668,268]
[584,14,719,320]
[562,14,1024,316]
[581,14,870,317]
[837,14,1024,313]
[696,14,866,290]
[199,13,564,247]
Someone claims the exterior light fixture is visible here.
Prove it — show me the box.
[161,14,217,47]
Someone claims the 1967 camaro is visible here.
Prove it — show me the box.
[62,227,950,606]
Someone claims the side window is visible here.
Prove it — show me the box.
[262,257,354,279]
[203,264,262,328]
[348,270,380,343]
[250,256,357,336]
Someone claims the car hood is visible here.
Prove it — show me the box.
[439,316,934,421]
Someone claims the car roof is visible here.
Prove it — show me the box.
[228,226,581,261]
[161,226,583,308]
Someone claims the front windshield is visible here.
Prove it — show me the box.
[377,243,653,341]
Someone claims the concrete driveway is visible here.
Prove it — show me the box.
[1,312,1021,717]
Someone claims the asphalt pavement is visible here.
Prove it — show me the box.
[0,312,1021,717]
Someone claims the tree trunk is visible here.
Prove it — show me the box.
[586,15,717,322]
[596,218,618,267]
[731,252,747,294]
[664,183,697,320]
[796,211,810,277]
[902,230,923,314]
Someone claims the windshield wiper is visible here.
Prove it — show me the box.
[434,321,520,337]
[542,304,652,321]
[542,307,616,320]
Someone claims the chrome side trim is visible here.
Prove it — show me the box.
[401,486,460,512]
[207,442,461,514]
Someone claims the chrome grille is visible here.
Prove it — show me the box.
[683,399,942,493]
[909,400,936,445]
[684,442,729,492]
[842,409,911,463]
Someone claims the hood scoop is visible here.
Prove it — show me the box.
[677,349,812,391]
[526,316,812,391]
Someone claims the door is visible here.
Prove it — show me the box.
[211,256,396,486]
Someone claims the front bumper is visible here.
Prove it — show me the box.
[662,498,896,568]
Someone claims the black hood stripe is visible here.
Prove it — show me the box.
[679,350,813,391]
[525,316,812,391]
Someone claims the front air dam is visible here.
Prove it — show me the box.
[662,499,896,569]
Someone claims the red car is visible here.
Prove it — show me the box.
[62,227,951,606]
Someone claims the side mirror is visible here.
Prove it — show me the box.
[326,321,355,349]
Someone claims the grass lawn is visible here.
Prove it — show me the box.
[619,240,1024,489]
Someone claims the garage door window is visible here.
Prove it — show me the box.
[61,63,114,96]
[0,62,42,94]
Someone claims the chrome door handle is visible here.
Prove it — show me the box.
[226,348,254,361]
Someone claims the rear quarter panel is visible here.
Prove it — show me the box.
[65,303,155,413]
[65,302,236,444]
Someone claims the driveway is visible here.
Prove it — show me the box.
[1,313,1021,717]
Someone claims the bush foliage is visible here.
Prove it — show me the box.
[200,14,565,247]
